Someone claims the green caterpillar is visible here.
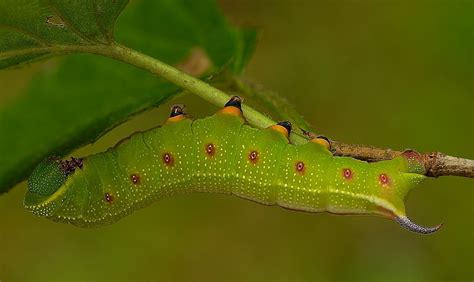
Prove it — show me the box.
[25,96,442,234]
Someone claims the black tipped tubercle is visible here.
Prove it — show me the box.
[169,104,185,117]
[316,135,330,143]
[224,96,242,110]
[277,121,292,134]
[396,216,443,235]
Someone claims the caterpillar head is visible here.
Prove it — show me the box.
[27,156,82,196]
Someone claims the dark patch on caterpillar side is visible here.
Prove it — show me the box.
[249,150,259,164]
[342,168,353,180]
[104,192,114,203]
[205,143,215,157]
[130,174,140,185]
[162,153,174,166]
[379,173,390,186]
[59,157,83,176]
[295,161,305,175]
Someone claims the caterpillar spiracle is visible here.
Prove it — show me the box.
[25,96,442,234]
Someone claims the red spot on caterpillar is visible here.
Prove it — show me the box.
[379,173,390,185]
[104,192,114,203]
[130,174,140,185]
[342,168,352,180]
[296,161,305,174]
[249,150,259,164]
[205,143,215,157]
[162,153,174,166]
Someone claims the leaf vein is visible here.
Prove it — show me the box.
[0,45,108,60]
[0,24,50,47]
[92,0,110,43]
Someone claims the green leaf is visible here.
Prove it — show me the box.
[0,0,256,193]
[0,0,128,68]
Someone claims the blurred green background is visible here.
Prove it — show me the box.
[0,0,473,281]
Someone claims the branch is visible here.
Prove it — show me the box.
[83,43,473,179]
[230,78,474,179]
[90,43,311,143]
[330,142,474,178]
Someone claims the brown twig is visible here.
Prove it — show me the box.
[227,78,474,179]
[330,141,474,178]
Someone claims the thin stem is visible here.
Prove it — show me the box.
[11,42,470,178]
[0,45,109,60]
[100,43,309,145]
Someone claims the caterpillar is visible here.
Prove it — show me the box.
[25,96,442,234]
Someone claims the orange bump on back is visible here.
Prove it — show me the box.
[166,115,186,123]
[269,124,289,138]
[220,96,243,118]
[311,137,331,150]
[269,121,292,139]
[219,106,243,117]
[303,130,331,151]
[167,104,186,123]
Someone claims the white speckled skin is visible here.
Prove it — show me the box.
[24,111,424,227]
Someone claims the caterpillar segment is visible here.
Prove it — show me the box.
[25,96,441,234]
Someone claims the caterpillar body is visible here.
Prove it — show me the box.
[25,97,442,234]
